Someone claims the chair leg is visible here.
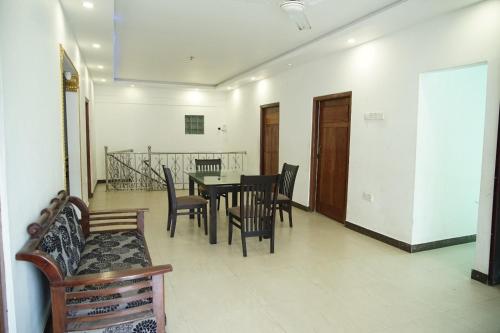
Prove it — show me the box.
[288,204,293,228]
[270,228,275,254]
[217,196,221,210]
[279,204,284,222]
[228,216,233,245]
[167,211,172,231]
[203,206,208,235]
[225,194,228,216]
[197,208,201,227]
[241,231,247,257]
[170,214,177,238]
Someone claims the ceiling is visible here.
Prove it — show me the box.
[60,0,483,88]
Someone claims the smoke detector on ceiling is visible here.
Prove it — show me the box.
[280,0,311,31]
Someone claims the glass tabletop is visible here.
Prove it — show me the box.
[186,170,244,186]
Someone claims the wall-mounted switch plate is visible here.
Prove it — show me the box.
[364,112,384,120]
[362,192,374,202]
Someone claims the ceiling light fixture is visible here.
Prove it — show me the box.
[227,86,233,90]
[280,1,311,31]
[100,79,106,83]
[97,65,104,69]
[82,1,94,9]
[130,84,135,87]
[251,77,257,81]
[348,38,356,44]
[288,63,293,67]
[92,43,101,49]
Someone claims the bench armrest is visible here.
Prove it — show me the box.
[87,208,149,233]
[52,264,173,288]
[89,208,149,215]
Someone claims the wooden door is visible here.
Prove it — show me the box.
[489,104,500,285]
[261,104,279,175]
[85,99,92,198]
[311,93,351,222]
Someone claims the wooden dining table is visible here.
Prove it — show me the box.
[186,170,243,244]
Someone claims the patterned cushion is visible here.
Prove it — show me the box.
[77,230,149,275]
[38,203,86,277]
[67,231,157,333]
[69,316,158,333]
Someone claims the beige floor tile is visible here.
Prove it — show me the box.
[90,186,500,332]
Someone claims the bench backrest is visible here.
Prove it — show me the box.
[16,191,91,282]
[38,203,86,277]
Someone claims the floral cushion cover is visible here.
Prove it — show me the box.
[38,204,86,276]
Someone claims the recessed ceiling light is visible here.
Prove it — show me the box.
[82,1,94,9]
[130,84,135,87]
[100,78,106,83]
[251,77,257,81]
[287,63,293,67]
[348,38,356,44]
[92,43,101,49]
[227,86,233,90]
[97,65,103,69]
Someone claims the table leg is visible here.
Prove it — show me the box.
[209,186,218,244]
[232,188,238,207]
[189,177,195,219]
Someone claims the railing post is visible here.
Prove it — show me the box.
[147,145,153,191]
[104,146,109,191]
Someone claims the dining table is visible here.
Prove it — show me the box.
[186,170,244,244]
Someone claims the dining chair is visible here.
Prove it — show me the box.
[162,166,208,238]
[195,158,229,215]
[277,163,299,227]
[228,174,279,257]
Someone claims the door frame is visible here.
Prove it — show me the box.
[85,98,92,198]
[309,91,352,215]
[260,102,280,175]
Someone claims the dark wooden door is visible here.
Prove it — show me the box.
[313,94,351,222]
[261,104,279,175]
[489,104,500,285]
[85,99,92,198]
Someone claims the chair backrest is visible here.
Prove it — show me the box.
[195,159,221,172]
[239,175,279,233]
[279,163,299,199]
[162,166,177,209]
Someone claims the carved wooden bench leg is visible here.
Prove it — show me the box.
[153,274,166,333]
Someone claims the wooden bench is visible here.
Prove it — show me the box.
[16,190,173,333]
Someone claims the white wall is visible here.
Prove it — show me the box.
[225,1,500,274]
[94,85,229,179]
[413,64,488,244]
[0,0,94,331]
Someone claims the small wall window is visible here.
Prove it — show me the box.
[185,115,204,135]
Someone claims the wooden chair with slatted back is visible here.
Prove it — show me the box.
[162,166,207,238]
[277,163,299,227]
[195,158,229,215]
[228,174,279,257]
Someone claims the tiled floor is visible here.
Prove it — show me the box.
[90,185,500,333]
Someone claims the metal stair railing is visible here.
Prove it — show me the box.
[105,146,246,191]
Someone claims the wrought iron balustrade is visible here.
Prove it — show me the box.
[105,146,246,191]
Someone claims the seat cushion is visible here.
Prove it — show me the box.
[276,193,290,203]
[38,203,86,277]
[176,195,207,209]
[67,231,156,332]
[77,230,149,275]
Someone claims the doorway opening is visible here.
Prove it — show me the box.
[60,46,82,197]
[309,92,352,223]
[260,103,280,175]
[413,63,488,276]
